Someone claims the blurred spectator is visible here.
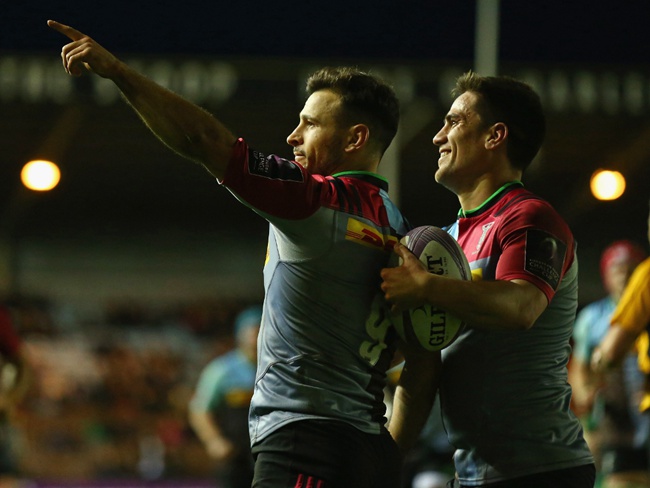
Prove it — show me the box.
[0,303,33,486]
[188,305,261,488]
[591,202,650,487]
[5,294,55,337]
[569,240,647,486]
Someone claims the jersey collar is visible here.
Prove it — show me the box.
[332,171,389,192]
[458,181,524,218]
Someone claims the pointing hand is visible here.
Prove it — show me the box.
[47,20,121,78]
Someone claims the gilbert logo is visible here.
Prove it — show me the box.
[410,305,448,347]
[345,218,397,252]
[473,222,494,255]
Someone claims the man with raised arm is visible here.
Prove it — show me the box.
[49,20,438,488]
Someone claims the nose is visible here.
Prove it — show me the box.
[287,126,300,147]
[432,127,446,147]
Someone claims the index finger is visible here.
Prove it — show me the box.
[47,20,86,41]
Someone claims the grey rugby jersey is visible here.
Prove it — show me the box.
[221,139,410,445]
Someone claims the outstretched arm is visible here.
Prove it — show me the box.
[47,20,236,180]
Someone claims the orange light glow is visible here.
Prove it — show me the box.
[590,169,625,201]
[21,160,61,191]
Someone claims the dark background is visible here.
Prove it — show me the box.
[6,1,650,64]
[1,1,650,481]
[2,1,650,303]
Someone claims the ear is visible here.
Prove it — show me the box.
[345,124,370,153]
[485,122,508,150]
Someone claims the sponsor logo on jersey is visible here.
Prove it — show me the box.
[524,229,567,290]
[471,268,483,281]
[345,218,397,252]
[248,149,304,182]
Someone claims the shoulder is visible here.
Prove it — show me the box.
[574,298,613,328]
[635,257,650,274]
[627,257,650,289]
[500,189,564,221]
[202,351,236,375]
[497,189,573,245]
[581,296,613,314]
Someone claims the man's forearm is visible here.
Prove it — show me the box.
[387,349,440,453]
[110,61,237,179]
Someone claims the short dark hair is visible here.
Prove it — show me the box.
[306,67,400,156]
[453,71,546,171]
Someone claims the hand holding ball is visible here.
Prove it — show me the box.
[388,226,471,352]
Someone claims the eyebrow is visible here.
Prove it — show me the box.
[300,112,317,123]
[444,113,462,123]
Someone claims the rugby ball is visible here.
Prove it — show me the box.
[391,226,472,351]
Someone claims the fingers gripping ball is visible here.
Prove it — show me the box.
[391,226,472,351]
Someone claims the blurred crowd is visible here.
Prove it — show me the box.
[2,293,258,483]
[4,229,650,488]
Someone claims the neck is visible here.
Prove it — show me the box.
[458,180,522,214]
[456,167,523,212]
[339,159,379,175]
[334,148,381,175]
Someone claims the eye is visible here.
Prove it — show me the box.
[443,116,459,129]
[297,115,316,129]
